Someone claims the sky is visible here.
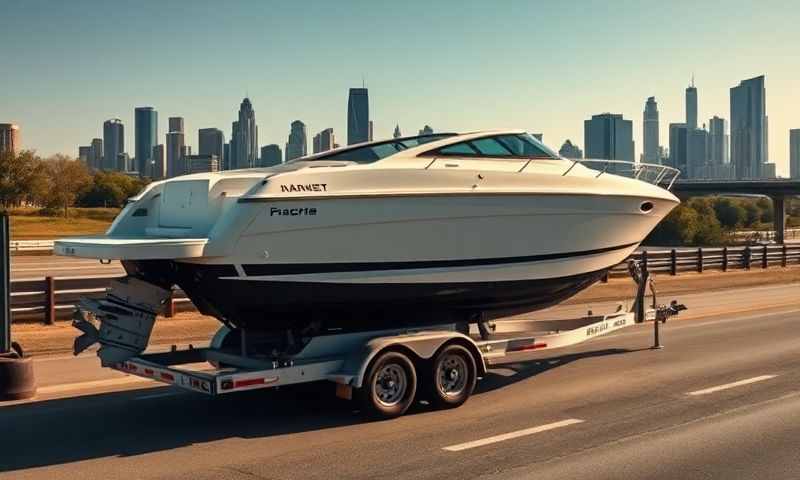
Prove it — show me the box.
[2,0,799,175]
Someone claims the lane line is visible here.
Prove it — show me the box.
[442,419,585,452]
[36,376,155,394]
[687,375,778,396]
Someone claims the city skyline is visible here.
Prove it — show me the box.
[2,1,799,176]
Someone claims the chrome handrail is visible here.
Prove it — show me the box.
[563,159,681,190]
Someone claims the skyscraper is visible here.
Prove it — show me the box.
[230,98,258,169]
[103,118,124,171]
[198,128,225,170]
[166,131,184,177]
[643,97,660,164]
[134,107,158,177]
[393,125,402,138]
[89,138,103,170]
[260,144,282,167]
[791,129,800,179]
[151,144,165,179]
[687,126,709,179]
[685,79,698,130]
[583,113,634,162]
[184,154,219,174]
[558,139,583,159]
[168,117,184,134]
[419,125,434,136]
[368,120,374,141]
[708,116,729,165]
[313,128,335,153]
[0,123,20,153]
[668,123,688,172]
[347,88,369,145]
[285,120,307,161]
[223,143,230,170]
[78,146,91,163]
[730,75,768,179]
[312,133,321,154]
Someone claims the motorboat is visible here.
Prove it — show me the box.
[55,130,680,363]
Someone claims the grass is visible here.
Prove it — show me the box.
[9,207,119,240]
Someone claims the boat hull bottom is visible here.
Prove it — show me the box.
[123,260,609,333]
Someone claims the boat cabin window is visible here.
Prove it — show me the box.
[427,134,558,159]
[303,134,455,164]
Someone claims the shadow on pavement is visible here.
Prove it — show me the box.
[0,348,639,472]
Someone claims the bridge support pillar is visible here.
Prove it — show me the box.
[772,195,786,244]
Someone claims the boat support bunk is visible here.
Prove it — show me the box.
[100,261,686,418]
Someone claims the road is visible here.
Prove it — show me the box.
[1,283,799,479]
[10,255,123,280]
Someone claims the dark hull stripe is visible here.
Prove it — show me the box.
[242,242,637,276]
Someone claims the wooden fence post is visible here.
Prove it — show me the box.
[670,249,677,276]
[722,247,728,272]
[762,244,768,269]
[782,244,787,267]
[45,276,55,325]
[744,246,751,270]
[697,247,703,273]
[165,296,176,318]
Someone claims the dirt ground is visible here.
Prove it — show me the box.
[10,265,800,357]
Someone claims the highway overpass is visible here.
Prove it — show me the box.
[671,179,800,244]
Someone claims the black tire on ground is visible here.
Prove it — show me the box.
[427,344,477,410]
[356,350,417,419]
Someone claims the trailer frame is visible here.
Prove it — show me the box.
[104,262,685,417]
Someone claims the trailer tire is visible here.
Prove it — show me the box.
[427,344,476,410]
[357,350,417,419]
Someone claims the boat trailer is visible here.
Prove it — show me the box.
[77,261,686,418]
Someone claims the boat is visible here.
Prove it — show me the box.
[55,130,680,362]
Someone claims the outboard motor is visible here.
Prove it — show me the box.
[73,277,171,366]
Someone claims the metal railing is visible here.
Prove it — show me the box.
[10,240,55,252]
[566,159,681,190]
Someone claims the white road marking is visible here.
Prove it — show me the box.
[442,418,585,452]
[687,375,778,396]
[36,376,155,394]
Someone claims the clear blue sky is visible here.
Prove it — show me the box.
[3,0,798,175]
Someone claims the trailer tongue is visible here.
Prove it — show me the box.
[76,261,684,418]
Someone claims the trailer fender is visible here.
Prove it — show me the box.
[341,332,484,389]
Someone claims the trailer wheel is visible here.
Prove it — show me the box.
[427,344,476,410]
[357,351,417,419]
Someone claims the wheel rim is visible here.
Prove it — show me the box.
[436,353,469,397]
[374,363,408,407]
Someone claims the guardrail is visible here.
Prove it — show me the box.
[9,243,800,324]
[10,276,193,324]
[605,244,800,279]
[10,240,55,252]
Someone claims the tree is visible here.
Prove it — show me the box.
[756,197,773,223]
[742,201,760,227]
[645,204,700,246]
[42,155,92,217]
[77,171,148,208]
[713,197,746,229]
[0,150,41,209]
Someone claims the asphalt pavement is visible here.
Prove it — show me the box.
[1,283,799,479]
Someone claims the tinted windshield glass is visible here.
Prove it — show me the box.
[496,134,555,158]
[308,134,454,163]
[471,138,513,156]
[432,134,559,159]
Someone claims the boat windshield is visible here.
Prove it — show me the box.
[425,133,560,159]
[300,133,456,164]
